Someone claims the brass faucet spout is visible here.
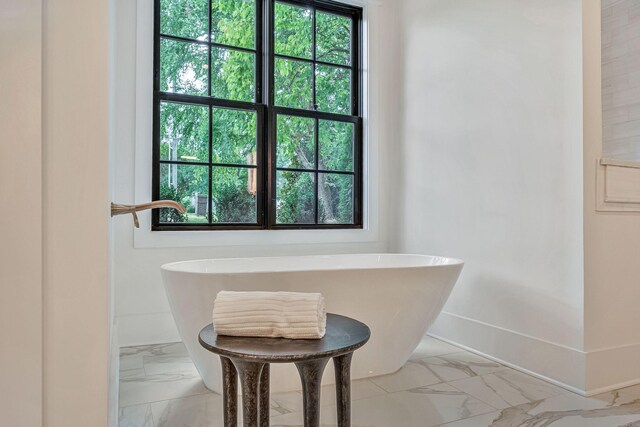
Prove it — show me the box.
[111,201,186,228]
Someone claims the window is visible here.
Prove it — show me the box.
[153,0,362,230]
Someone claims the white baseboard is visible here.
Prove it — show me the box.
[585,341,640,395]
[117,312,181,347]
[430,312,640,396]
[429,311,587,393]
[108,320,120,427]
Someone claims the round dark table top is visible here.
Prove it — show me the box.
[198,313,371,363]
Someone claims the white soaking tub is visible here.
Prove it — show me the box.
[161,253,463,393]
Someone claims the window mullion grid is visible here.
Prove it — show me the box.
[208,106,213,224]
[273,53,351,70]
[351,10,358,116]
[257,0,266,227]
[268,108,277,226]
[353,12,361,224]
[158,33,257,55]
[159,159,261,169]
[153,0,362,230]
[255,0,262,104]
[313,117,319,224]
[207,0,213,224]
[152,0,161,228]
[159,160,210,167]
[277,166,352,175]
[266,0,276,226]
[354,117,363,226]
[267,0,275,107]
[311,6,317,111]
[311,5,319,225]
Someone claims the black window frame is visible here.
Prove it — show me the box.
[152,0,363,231]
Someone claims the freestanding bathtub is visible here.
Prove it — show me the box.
[161,253,463,394]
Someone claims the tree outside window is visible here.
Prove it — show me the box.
[153,0,362,230]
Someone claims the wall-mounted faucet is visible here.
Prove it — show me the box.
[111,201,186,228]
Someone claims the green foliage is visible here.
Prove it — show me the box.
[274,2,312,59]
[212,0,256,49]
[211,47,255,102]
[212,167,257,223]
[274,58,313,110]
[159,0,356,225]
[160,0,209,39]
[316,11,351,65]
[160,164,208,223]
[212,108,257,164]
[316,64,350,114]
[161,102,209,162]
[159,182,188,222]
[319,173,353,224]
[277,115,315,169]
[276,171,315,224]
[161,39,209,95]
[319,120,353,171]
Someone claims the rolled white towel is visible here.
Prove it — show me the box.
[212,291,326,339]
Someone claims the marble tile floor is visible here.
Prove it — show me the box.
[119,337,640,427]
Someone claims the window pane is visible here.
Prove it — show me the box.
[211,0,255,49]
[160,102,209,163]
[316,65,351,114]
[161,39,209,96]
[316,11,351,66]
[276,171,315,224]
[213,108,257,165]
[274,58,312,109]
[319,120,353,172]
[274,2,312,59]
[161,0,209,40]
[277,115,315,169]
[159,164,209,223]
[319,173,353,224]
[211,47,255,102]
[212,166,257,223]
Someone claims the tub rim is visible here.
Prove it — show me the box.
[161,253,464,276]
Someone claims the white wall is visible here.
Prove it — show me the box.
[0,0,43,425]
[583,0,640,393]
[112,0,402,346]
[395,0,586,391]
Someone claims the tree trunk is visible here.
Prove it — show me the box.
[293,145,336,223]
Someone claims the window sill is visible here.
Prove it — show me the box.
[133,212,377,248]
